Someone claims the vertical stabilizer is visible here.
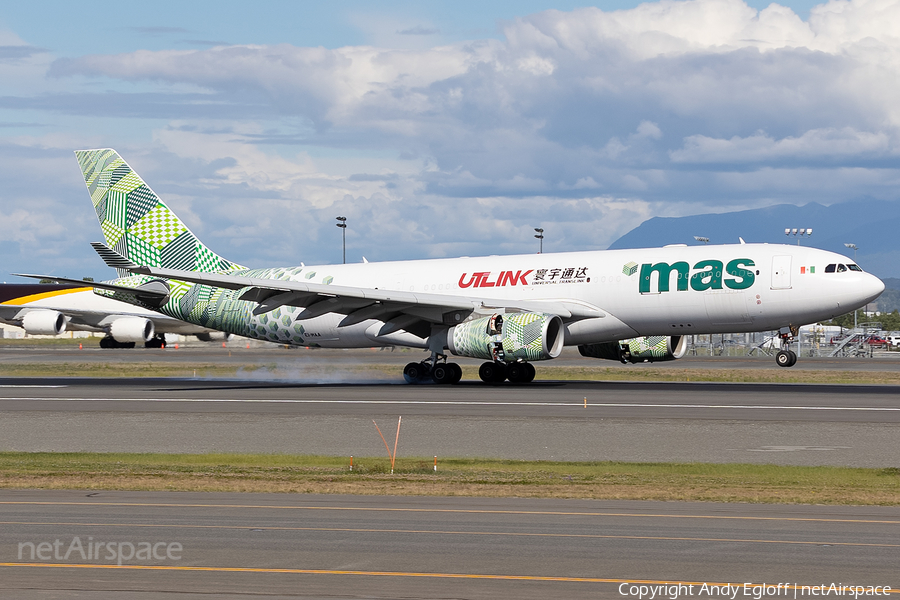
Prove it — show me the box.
[75,149,244,277]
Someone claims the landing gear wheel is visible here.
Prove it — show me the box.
[432,363,455,385]
[479,361,507,383]
[144,335,167,349]
[100,336,135,349]
[775,350,796,368]
[403,361,431,383]
[507,363,533,384]
[523,362,536,383]
[449,363,463,384]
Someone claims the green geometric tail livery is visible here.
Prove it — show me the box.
[75,149,245,277]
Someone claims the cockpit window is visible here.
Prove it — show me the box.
[825,264,836,273]
[837,264,848,272]
[848,264,863,272]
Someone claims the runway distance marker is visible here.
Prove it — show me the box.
[1,502,899,524]
[2,563,898,592]
[1,521,897,548]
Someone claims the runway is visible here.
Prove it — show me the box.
[0,377,899,466]
[0,490,897,599]
[5,344,900,371]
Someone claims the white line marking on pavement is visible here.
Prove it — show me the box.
[0,386,67,388]
[0,397,898,411]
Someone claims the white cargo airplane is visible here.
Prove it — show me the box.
[0,282,227,347]
[16,149,885,382]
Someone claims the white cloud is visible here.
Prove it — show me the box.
[670,127,894,162]
[4,0,900,274]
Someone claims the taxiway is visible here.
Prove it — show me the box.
[1,490,897,599]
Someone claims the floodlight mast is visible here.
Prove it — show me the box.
[845,243,859,330]
[335,216,347,264]
[534,228,544,254]
[785,227,812,246]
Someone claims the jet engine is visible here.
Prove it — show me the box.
[447,312,564,362]
[21,310,67,335]
[579,335,688,364]
[109,318,155,343]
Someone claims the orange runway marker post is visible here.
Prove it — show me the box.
[391,416,402,474]
[349,456,353,472]
[373,420,393,470]
[434,456,437,472]
[372,418,402,474]
[584,397,587,408]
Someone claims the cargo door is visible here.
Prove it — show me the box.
[771,255,792,290]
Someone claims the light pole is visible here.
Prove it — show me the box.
[335,216,347,264]
[534,228,544,254]
[785,228,813,245]
[845,243,859,330]
[693,236,709,244]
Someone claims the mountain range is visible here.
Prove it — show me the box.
[608,198,899,279]
[608,198,900,312]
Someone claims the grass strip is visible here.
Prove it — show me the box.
[3,361,900,384]
[1,452,898,505]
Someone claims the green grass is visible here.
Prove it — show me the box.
[1,452,898,505]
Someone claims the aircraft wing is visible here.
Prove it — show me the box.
[127,264,606,324]
[0,303,214,335]
[82,239,605,323]
[11,274,170,307]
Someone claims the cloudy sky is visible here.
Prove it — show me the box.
[1,0,897,278]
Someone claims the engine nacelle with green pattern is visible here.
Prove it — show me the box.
[578,335,688,364]
[447,312,564,362]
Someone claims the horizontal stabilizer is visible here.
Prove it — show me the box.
[91,241,138,270]
[12,274,170,307]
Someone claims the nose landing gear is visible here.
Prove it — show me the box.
[775,326,799,368]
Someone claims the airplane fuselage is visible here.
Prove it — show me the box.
[104,243,884,351]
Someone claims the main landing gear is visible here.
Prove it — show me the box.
[401,354,536,384]
[478,361,535,384]
[145,335,167,349]
[775,326,798,368]
[99,335,135,349]
[403,353,462,385]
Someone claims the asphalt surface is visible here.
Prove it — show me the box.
[0,490,897,599]
[0,349,898,598]
[4,343,900,371]
[0,375,899,465]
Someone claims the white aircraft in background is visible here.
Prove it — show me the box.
[17,149,885,382]
[0,282,227,348]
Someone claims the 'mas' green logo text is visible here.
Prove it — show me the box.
[639,259,755,294]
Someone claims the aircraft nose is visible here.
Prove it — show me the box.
[861,273,885,304]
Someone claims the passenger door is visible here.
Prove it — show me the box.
[771,255,792,290]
